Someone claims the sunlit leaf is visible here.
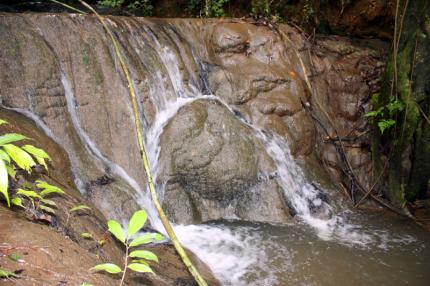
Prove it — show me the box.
[0,159,9,207]
[127,263,153,273]
[378,119,396,134]
[0,149,10,163]
[80,283,93,286]
[3,144,36,173]
[11,197,24,208]
[0,267,16,278]
[40,198,57,207]
[129,233,163,247]
[21,145,51,170]
[90,263,122,274]
[16,188,42,199]
[80,232,93,239]
[98,239,107,246]
[129,250,158,263]
[39,204,56,215]
[70,204,91,213]
[0,133,29,146]
[128,209,148,237]
[0,119,9,125]
[108,220,125,243]
[36,180,65,197]
[5,164,16,178]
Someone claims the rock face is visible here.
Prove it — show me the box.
[0,108,220,286]
[0,13,383,224]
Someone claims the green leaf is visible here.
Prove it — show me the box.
[108,220,125,243]
[16,188,42,199]
[129,233,163,247]
[0,149,10,163]
[2,144,36,173]
[80,232,93,239]
[378,119,396,134]
[5,164,16,178]
[0,119,9,125]
[39,204,56,215]
[129,250,158,263]
[70,204,91,213]
[131,259,149,265]
[80,283,93,286]
[21,145,51,170]
[0,133,29,146]
[36,180,65,197]
[8,252,22,262]
[40,198,57,206]
[21,145,51,159]
[11,197,24,208]
[90,263,122,274]
[127,263,153,273]
[0,159,9,207]
[128,209,148,237]
[0,267,16,278]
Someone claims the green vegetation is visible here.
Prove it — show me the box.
[90,209,163,286]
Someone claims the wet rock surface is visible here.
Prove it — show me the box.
[0,13,384,224]
[0,109,220,286]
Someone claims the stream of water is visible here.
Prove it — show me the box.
[132,43,430,285]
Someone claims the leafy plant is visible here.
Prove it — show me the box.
[188,0,230,17]
[0,267,16,279]
[91,209,163,286]
[365,95,404,134]
[0,120,52,207]
[13,180,65,217]
[66,203,91,225]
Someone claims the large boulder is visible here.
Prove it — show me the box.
[159,100,289,224]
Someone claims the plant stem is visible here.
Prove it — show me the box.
[120,243,129,286]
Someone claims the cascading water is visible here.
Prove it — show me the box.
[130,34,424,285]
[3,15,428,286]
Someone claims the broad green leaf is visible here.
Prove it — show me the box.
[36,180,65,197]
[108,220,125,243]
[0,119,9,125]
[0,149,10,163]
[11,197,24,208]
[21,145,51,159]
[129,250,158,263]
[0,133,29,146]
[22,145,51,170]
[39,204,56,215]
[5,164,16,178]
[129,233,163,247]
[131,260,149,265]
[378,119,396,134]
[70,204,91,213]
[3,144,36,173]
[128,209,148,237]
[16,188,42,199]
[90,263,122,274]
[0,159,9,207]
[0,267,16,278]
[127,263,153,273]
[40,198,57,206]
[80,232,93,239]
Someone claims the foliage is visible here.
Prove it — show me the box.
[187,0,230,17]
[251,0,271,16]
[90,209,163,286]
[365,94,404,134]
[14,180,65,216]
[0,268,16,279]
[97,0,153,15]
[66,203,92,225]
[0,120,52,208]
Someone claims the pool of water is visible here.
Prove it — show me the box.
[174,212,430,286]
